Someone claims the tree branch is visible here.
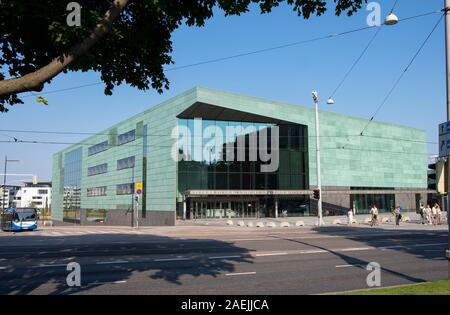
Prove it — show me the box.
[0,0,129,97]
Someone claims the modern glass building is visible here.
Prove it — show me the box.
[52,87,430,226]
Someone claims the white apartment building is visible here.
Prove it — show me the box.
[0,185,21,209]
[13,181,52,211]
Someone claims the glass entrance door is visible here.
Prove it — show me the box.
[189,198,259,219]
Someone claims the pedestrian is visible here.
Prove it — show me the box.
[347,208,354,226]
[425,204,432,225]
[394,205,402,226]
[370,205,379,226]
[419,203,425,224]
[435,204,442,225]
[432,204,438,226]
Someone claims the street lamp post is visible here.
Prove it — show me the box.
[444,0,450,278]
[312,91,325,226]
[2,156,20,212]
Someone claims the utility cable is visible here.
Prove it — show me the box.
[360,13,444,136]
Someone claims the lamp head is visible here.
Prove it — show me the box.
[385,12,399,26]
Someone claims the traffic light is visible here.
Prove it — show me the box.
[313,189,320,200]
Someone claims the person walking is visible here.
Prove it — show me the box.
[432,204,438,226]
[370,205,379,226]
[419,203,425,224]
[394,205,402,226]
[425,204,432,225]
[435,204,442,225]
[347,208,354,226]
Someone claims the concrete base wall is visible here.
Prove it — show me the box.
[54,209,176,226]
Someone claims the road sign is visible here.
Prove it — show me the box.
[439,122,450,157]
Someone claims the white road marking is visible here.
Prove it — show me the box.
[33,264,68,268]
[336,264,363,268]
[225,272,256,276]
[88,280,127,286]
[338,247,372,252]
[0,267,7,270]
[298,249,328,254]
[381,242,447,250]
[409,242,447,247]
[227,231,425,242]
[208,255,242,260]
[96,260,129,265]
[153,257,190,262]
[255,252,288,257]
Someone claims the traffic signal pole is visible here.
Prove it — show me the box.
[444,0,450,278]
[312,91,324,226]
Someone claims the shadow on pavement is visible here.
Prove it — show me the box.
[293,224,449,283]
[0,233,253,295]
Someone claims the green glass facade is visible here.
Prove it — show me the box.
[177,120,308,191]
[51,87,428,225]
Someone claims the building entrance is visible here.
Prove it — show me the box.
[188,197,261,219]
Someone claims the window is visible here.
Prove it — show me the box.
[38,189,48,194]
[32,196,43,200]
[117,156,135,170]
[87,186,107,197]
[116,183,134,195]
[88,163,108,176]
[88,141,108,156]
[118,130,135,146]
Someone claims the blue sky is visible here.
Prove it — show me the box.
[0,0,445,183]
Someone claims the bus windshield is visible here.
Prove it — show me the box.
[13,208,37,222]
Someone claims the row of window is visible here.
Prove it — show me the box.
[88,129,136,157]
[87,156,135,178]
[118,130,136,146]
[88,163,108,176]
[87,186,107,197]
[88,140,108,156]
[117,156,135,170]
[87,184,134,197]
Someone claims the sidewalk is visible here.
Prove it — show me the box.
[176,211,449,229]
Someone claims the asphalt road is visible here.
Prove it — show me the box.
[0,225,448,295]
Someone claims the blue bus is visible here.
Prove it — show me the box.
[1,207,38,232]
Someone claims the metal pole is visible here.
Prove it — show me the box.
[275,198,278,218]
[135,195,139,229]
[313,92,324,226]
[2,156,7,212]
[445,0,450,278]
[131,165,135,227]
[183,196,187,220]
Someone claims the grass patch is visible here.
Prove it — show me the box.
[341,280,450,295]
